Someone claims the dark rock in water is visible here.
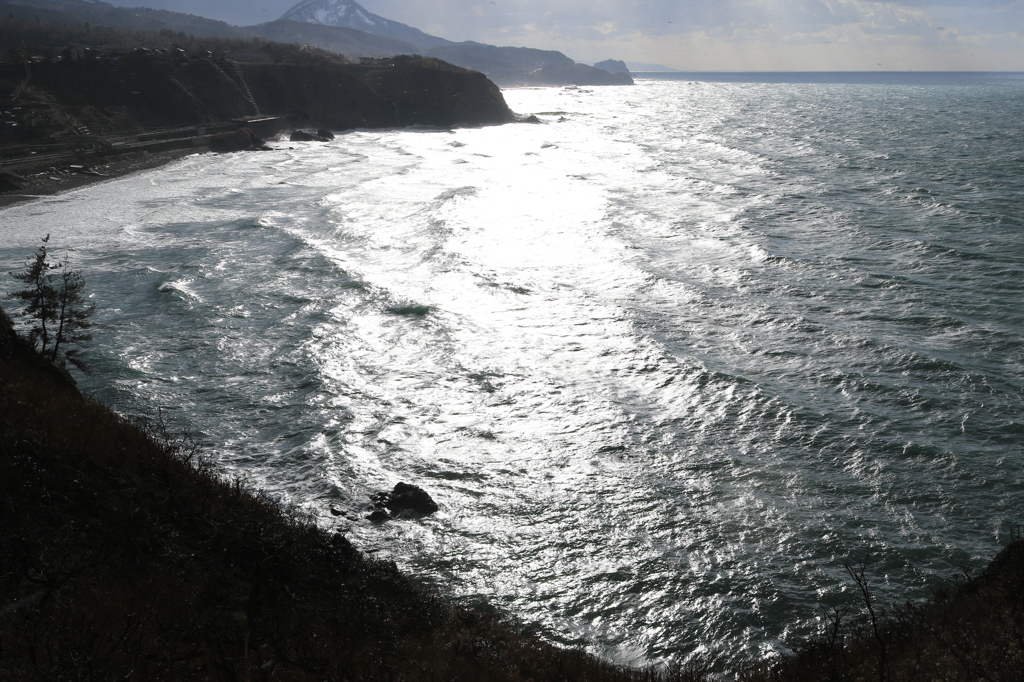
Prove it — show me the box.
[292,129,335,142]
[387,482,439,515]
[368,482,439,521]
[520,114,541,124]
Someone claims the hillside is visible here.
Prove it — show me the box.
[0,42,514,147]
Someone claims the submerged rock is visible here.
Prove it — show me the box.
[367,482,438,521]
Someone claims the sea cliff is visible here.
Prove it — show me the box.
[0,48,514,141]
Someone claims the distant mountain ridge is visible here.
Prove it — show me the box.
[279,0,452,49]
[2,0,632,86]
[273,0,631,85]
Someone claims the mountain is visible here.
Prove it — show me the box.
[2,0,252,38]
[4,0,633,87]
[274,0,632,86]
[279,0,452,49]
[249,19,419,57]
[423,44,631,86]
[424,43,572,86]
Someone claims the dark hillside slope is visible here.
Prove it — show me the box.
[0,49,513,140]
[243,56,513,129]
[4,53,254,135]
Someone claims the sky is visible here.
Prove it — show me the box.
[106,0,1024,70]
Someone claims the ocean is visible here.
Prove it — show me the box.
[3,72,1023,669]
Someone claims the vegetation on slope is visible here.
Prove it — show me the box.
[740,541,1024,681]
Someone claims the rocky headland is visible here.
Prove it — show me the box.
[0,40,515,204]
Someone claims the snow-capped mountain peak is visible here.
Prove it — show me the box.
[281,0,379,30]
[279,0,451,49]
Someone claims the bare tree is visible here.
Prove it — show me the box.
[8,234,94,371]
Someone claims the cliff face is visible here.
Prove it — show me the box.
[1,52,514,140]
[3,54,254,137]
[242,57,514,130]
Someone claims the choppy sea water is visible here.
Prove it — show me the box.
[3,73,1024,669]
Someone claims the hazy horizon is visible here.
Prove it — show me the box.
[99,0,1024,71]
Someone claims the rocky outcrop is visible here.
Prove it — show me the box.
[290,129,320,141]
[368,482,438,520]
[289,128,335,141]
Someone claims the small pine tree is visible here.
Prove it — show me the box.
[8,234,94,371]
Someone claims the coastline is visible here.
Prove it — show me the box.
[0,147,208,209]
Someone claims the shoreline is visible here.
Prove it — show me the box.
[0,147,207,209]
